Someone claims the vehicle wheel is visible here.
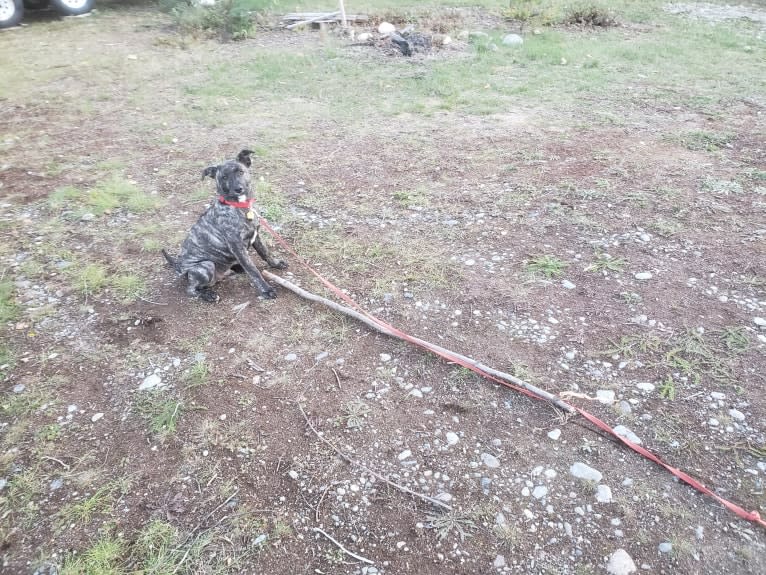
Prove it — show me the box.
[24,0,48,9]
[50,0,93,16]
[0,0,24,28]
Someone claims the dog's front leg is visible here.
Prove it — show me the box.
[229,243,277,299]
[252,234,288,269]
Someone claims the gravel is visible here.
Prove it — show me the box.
[570,462,603,482]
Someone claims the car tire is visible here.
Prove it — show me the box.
[0,0,24,28]
[50,0,93,17]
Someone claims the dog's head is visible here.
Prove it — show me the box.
[202,149,254,202]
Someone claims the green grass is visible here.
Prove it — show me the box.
[256,180,287,223]
[136,393,184,436]
[680,130,733,152]
[49,178,163,216]
[1,391,49,418]
[0,281,19,323]
[60,536,126,575]
[58,483,119,526]
[659,375,676,400]
[585,253,626,273]
[525,255,568,278]
[183,360,209,389]
[110,273,147,303]
[72,263,109,298]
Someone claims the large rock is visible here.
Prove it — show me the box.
[502,33,524,46]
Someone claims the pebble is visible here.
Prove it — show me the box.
[380,353,392,362]
[435,492,453,503]
[445,432,459,446]
[314,351,329,362]
[570,462,603,482]
[378,22,396,35]
[288,470,299,480]
[502,33,524,46]
[284,353,297,362]
[754,317,766,328]
[618,401,632,415]
[728,409,745,422]
[561,280,576,290]
[91,413,104,423]
[613,425,642,445]
[139,373,163,391]
[80,212,95,221]
[709,418,720,426]
[658,541,673,553]
[12,384,25,393]
[532,485,548,499]
[607,549,637,575]
[409,389,423,399]
[494,555,506,569]
[597,390,616,404]
[636,382,655,392]
[481,453,501,469]
[50,478,63,491]
[357,32,372,42]
[711,392,726,400]
[0,479,5,491]
[547,428,562,441]
[634,272,653,280]
[397,449,412,461]
[596,484,613,503]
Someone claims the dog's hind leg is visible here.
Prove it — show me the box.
[186,261,219,302]
[252,234,288,269]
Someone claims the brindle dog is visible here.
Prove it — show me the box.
[162,149,287,302]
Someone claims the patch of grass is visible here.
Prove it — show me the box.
[393,185,430,208]
[48,185,84,211]
[680,130,733,152]
[525,254,568,278]
[110,273,147,303]
[563,3,617,27]
[72,263,109,298]
[701,177,743,195]
[256,180,287,223]
[585,253,626,273]
[0,281,19,323]
[719,326,749,354]
[620,291,642,306]
[59,536,126,575]
[1,391,49,418]
[58,483,119,526]
[651,218,683,237]
[183,359,209,389]
[659,375,676,400]
[493,523,522,549]
[133,519,186,573]
[136,392,184,437]
[36,423,62,443]
[0,344,14,379]
[90,176,164,214]
[162,0,258,40]
[426,511,476,541]
[339,400,370,429]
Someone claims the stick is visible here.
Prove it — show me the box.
[313,527,374,565]
[338,0,347,28]
[299,405,451,511]
[286,11,340,29]
[41,455,71,470]
[263,271,574,414]
[331,367,342,390]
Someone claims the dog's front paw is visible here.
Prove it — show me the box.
[199,289,220,303]
[261,287,278,300]
[271,259,288,270]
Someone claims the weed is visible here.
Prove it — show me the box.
[183,359,209,389]
[340,400,370,429]
[271,518,292,540]
[0,280,19,323]
[393,185,430,208]
[58,483,118,526]
[48,186,83,211]
[36,423,62,442]
[426,511,476,541]
[0,344,14,380]
[525,255,568,278]
[563,3,617,27]
[620,291,642,306]
[586,253,626,273]
[659,375,676,400]
[493,523,522,549]
[72,263,109,298]
[59,536,126,575]
[719,326,750,354]
[651,218,682,237]
[136,393,184,437]
[680,131,733,152]
[603,334,661,359]
[110,274,147,303]
[134,519,185,572]
[2,391,49,418]
[163,0,257,41]
[701,177,743,195]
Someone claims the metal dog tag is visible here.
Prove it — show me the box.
[246,210,255,220]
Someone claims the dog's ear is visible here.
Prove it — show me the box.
[237,149,254,167]
[201,165,218,180]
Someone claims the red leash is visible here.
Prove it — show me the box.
[259,218,766,529]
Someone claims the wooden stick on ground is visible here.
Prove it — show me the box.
[285,11,340,30]
[313,527,374,565]
[263,270,574,414]
[338,0,348,28]
[298,404,452,511]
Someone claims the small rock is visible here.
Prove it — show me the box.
[711,392,725,400]
[288,470,299,480]
[378,22,396,35]
[729,409,745,422]
[80,213,95,221]
[139,373,163,391]
[618,400,632,415]
[284,353,297,362]
[561,280,576,290]
[432,33,452,46]
[502,33,524,46]
[314,351,329,362]
[596,484,613,503]
[494,555,506,569]
[634,272,653,280]
[445,432,459,446]
[597,390,616,404]
[658,541,673,554]
[50,478,63,491]
[753,317,766,328]
[67,404,78,414]
[547,428,561,441]
[435,492,453,503]
[636,382,655,392]
[481,453,501,469]
[409,389,423,399]
[91,413,104,423]
[357,32,372,42]
[607,548,637,575]
[253,534,268,546]
[570,462,603,482]
[709,418,720,426]
[12,384,25,393]
[398,449,412,461]
[0,478,6,491]
[613,425,642,445]
[532,485,548,499]
[380,353,392,362]
[695,525,704,541]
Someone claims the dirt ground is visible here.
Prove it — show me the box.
[1,1,765,574]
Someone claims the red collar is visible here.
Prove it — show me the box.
[218,195,254,209]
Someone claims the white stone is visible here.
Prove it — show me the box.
[711,392,726,400]
[445,432,459,446]
[435,492,453,503]
[139,373,163,390]
[561,280,576,290]
[502,33,524,46]
[709,418,720,426]
[547,428,562,441]
[544,468,557,479]
[596,390,616,404]
[570,462,602,482]
[288,470,299,480]
[636,382,655,392]
[357,32,372,42]
[284,353,297,361]
[481,453,501,469]
[409,389,423,399]
[659,541,673,553]
[607,549,637,575]
[380,353,392,362]
[397,449,412,461]
[91,413,104,423]
[753,317,766,328]
[378,22,396,35]
[613,425,642,445]
[729,409,745,422]
[634,272,653,280]
[494,555,506,569]
[532,485,548,499]
[596,484,613,503]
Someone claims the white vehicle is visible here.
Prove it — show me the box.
[0,0,95,29]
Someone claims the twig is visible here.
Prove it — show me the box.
[313,527,374,565]
[315,483,332,523]
[331,367,342,390]
[138,296,168,306]
[286,11,340,29]
[299,404,451,511]
[263,271,574,414]
[41,455,70,470]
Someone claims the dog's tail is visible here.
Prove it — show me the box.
[161,249,181,272]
